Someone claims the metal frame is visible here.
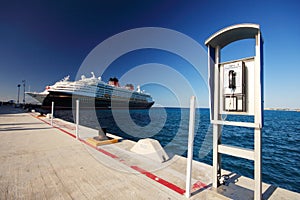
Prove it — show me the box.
[185,96,196,198]
[205,24,264,200]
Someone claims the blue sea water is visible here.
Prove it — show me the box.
[55,108,300,193]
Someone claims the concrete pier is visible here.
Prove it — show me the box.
[0,105,299,199]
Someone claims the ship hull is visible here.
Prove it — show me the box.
[42,91,154,110]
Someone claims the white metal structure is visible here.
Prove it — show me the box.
[76,99,79,139]
[205,24,264,200]
[51,101,54,127]
[185,96,196,198]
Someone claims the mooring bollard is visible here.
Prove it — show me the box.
[96,127,108,141]
[185,96,196,198]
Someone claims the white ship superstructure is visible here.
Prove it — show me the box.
[26,72,154,109]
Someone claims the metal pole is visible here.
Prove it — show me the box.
[213,45,221,188]
[51,101,54,126]
[22,80,25,104]
[185,96,196,198]
[76,100,79,139]
[17,84,20,104]
[254,128,262,200]
[254,32,263,200]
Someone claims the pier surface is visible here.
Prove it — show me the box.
[0,105,299,199]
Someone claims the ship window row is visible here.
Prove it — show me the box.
[55,87,150,102]
[79,97,93,103]
[77,95,149,103]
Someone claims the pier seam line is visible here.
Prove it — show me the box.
[30,113,208,195]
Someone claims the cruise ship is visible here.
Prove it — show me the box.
[26,72,154,109]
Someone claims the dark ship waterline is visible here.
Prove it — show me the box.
[26,72,154,110]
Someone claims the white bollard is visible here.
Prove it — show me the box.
[185,96,196,198]
[51,101,54,127]
[75,100,79,139]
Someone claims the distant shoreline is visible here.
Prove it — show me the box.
[264,108,300,112]
[1,101,299,112]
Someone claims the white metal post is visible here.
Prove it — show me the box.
[185,96,196,198]
[254,32,263,200]
[212,45,221,188]
[254,128,262,200]
[76,100,79,139]
[51,101,54,127]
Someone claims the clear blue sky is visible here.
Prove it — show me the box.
[0,0,299,108]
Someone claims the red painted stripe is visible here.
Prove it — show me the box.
[131,165,186,195]
[192,180,209,191]
[80,139,119,159]
[32,114,76,138]
[55,126,76,138]
[80,138,96,148]
[97,148,119,159]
